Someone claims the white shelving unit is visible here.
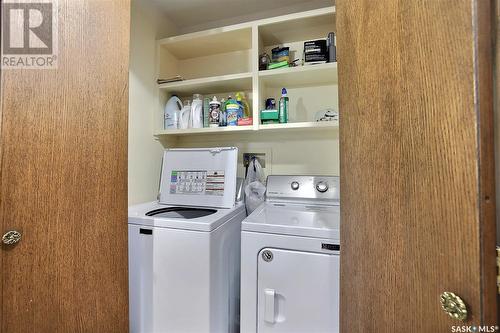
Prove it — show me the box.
[155,6,337,137]
[157,26,252,60]
[258,63,338,88]
[154,121,337,137]
[154,125,255,137]
[158,72,253,95]
[259,121,338,132]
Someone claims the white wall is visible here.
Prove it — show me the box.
[128,1,177,205]
[170,130,339,179]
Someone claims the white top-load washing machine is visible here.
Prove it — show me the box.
[128,147,245,333]
[241,175,340,333]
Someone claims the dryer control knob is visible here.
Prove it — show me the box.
[316,181,329,193]
[291,181,300,190]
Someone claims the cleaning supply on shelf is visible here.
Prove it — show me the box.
[267,46,290,70]
[327,32,336,63]
[219,98,227,126]
[235,92,251,118]
[237,117,253,126]
[235,95,244,119]
[260,109,279,124]
[268,61,289,70]
[164,95,182,129]
[209,96,221,128]
[278,88,289,123]
[225,97,240,126]
[203,97,210,127]
[191,94,203,128]
[179,100,192,129]
[271,46,290,63]
[304,39,328,65]
[265,98,276,110]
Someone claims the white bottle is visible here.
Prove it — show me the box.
[164,95,182,129]
[191,94,203,128]
[209,96,221,127]
[179,100,191,129]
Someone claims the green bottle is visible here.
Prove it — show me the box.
[278,88,288,123]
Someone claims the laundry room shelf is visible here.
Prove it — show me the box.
[158,72,253,95]
[154,122,337,137]
[259,63,338,88]
[259,121,338,131]
[158,26,252,60]
[258,7,335,46]
[154,125,256,137]
[154,7,338,140]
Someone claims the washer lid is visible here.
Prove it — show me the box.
[128,201,245,232]
[242,202,340,240]
[159,147,238,208]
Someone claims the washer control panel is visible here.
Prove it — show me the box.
[266,175,339,203]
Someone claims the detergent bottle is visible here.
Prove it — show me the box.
[191,94,203,128]
[179,100,191,129]
[235,92,251,118]
[225,96,239,126]
[164,95,182,129]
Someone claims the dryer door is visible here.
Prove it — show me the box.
[257,248,339,333]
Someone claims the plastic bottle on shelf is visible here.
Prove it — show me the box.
[164,95,182,129]
[191,94,203,128]
[209,96,221,128]
[235,92,251,118]
[327,32,337,63]
[179,100,192,129]
[203,97,210,128]
[278,88,289,123]
[219,98,227,127]
[225,96,240,126]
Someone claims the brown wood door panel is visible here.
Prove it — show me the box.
[337,0,497,331]
[0,1,130,332]
[496,0,500,324]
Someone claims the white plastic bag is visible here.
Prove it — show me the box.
[244,181,266,214]
[244,158,266,214]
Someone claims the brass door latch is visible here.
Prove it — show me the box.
[440,292,468,321]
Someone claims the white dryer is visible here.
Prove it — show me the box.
[241,175,340,333]
[128,147,245,333]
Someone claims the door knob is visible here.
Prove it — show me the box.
[440,292,467,321]
[2,230,22,245]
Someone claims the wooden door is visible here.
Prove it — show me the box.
[0,1,130,332]
[337,0,498,331]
